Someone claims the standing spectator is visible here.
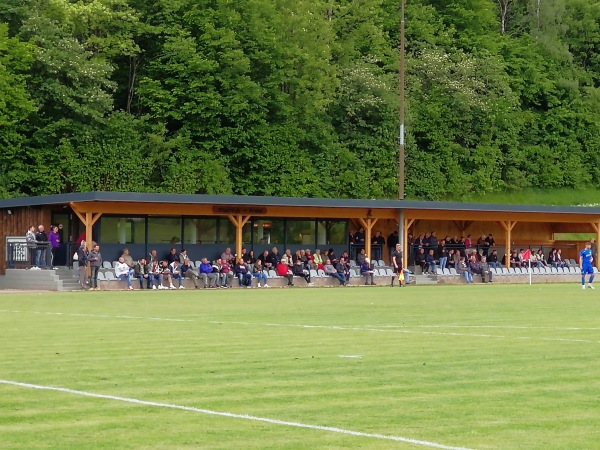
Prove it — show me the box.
[221,248,235,265]
[437,240,448,271]
[88,244,102,290]
[35,225,48,268]
[115,257,134,290]
[76,241,89,289]
[25,225,37,268]
[371,231,385,262]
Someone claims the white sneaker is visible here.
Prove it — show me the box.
[169,285,176,289]
[257,284,262,288]
[264,284,270,288]
[179,285,185,289]
[582,285,586,290]
[308,282,314,286]
[152,285,157,290]
[159,285,166,290]
[128,286,133,290]
[589,284,595,290]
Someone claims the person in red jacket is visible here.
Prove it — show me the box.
[276,260,294,286]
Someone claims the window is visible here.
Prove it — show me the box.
[317,220,347,245]
[220,219,252,244]
[184,218,217,244]
[253,219,284,245]
[100,217,145,244]
[286,220,315,245]
[148,217,182,244]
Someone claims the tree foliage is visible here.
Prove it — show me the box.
[0,0,597,200]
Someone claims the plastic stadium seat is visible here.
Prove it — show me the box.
[442,268,451,275]
[449,268,458,276]
[385,268,395,277]
[550,267,558,274]
[436,268,443,275]
[317,269,326,277]
[102,261,112,269]
[371,260,379,267]
[195,261,202,268]
[378,260,385,267]
[508,267,516,274]
[350,260,357,267]
[532,267,540,275]
[569,258,577,266]
[104,271,117,281]
[594,267,599,274]
[574,266,581,274]
[568,267,576,274]
[350,269,360,278]
[501,268,509,275]
[268,270,278,278]
[97,272,106,281]
[310,269,319,278]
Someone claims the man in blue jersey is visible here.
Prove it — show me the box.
[580,242,595,289]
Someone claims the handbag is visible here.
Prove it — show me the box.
[73,252,79,261]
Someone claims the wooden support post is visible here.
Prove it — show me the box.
[591,222,600,270]
[357,217,378,260]
[499,220,517,268]
[228,214,250,261]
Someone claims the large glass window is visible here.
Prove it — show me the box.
[100,217,146,244]
[220,219,252,244]
[148,217,182,244]
[253,219,284,245]
[184,218,217,244]
[317,220,347,245]
[286,220,316,245]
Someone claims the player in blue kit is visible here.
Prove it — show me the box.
[580,242,595,289]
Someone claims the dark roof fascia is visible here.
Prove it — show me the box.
[0,192,599,216]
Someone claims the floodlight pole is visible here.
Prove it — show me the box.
[398,0,406,200]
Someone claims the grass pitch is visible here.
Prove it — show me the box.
[1,284,600,449]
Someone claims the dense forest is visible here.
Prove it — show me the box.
[0,0,598,200]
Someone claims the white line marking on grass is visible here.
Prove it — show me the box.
[0,310,193,323]
[373,325,600,331]
[0,380,473,450]
[338,355,363,358]
[212,321,600,345]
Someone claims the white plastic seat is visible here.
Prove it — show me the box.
[574,266,581,274]
[532,267,540,275]
[102,261,112,269]
[97,272,106,280]
[268,269,278,278]
[568,267,576,274]
[195,260,202,268]
[105,271,117,281]
[508,267,516,274]
[442,268,451,275]
[501,268,509,275]
[550,267,558,274]
[378,260,385,267]
[310,269,319,278]
[350,260,357,267]
[436,268,443,275]
[449,268,458,276]
[317,269,326,277]
[112,261,119,268]
[385,268,395,277]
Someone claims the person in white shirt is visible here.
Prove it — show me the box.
[115,257,134,290]
[169,260,185,289]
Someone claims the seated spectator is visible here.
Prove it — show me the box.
[199,257,218,288]
[415,248,426,273]
[547,248,567,268]
[218,258,234,288]
[115,257,134,290]
[281,249,294,267]
[181,259,200,289]
[510,251,521,268]
[245,250,257,265]
[166,247,180,264]
[326,248,336,264]
[160,260,176,289]
[360,258,375,285]
[268,247,281,268]
[456,256,474,284]
[258,250,272,270]
[169,260,185,289]
[276,259,294,286]
[487,249,501,268]
[293,250,302,264]
[336,257,351,285]
[356,248,367,266]
[313,249,325,271]
[235,257,253,287]
[480,256,493,282]
[292,259,313,286]
[556,248,568,268]
[469,255,488,283]
[533,249,547,268]
[424,249,438,274]
[447,249,456,269]
[221,247,235,265]
[121,248,135,268]
[149,259,165,289]
[134,258,154,289]
[324,258,345,285]
[252,260,270,288]
[179,249,190,265]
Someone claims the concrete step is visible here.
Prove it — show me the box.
[414,274,438,285]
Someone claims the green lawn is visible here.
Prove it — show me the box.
[1,285,600,449]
